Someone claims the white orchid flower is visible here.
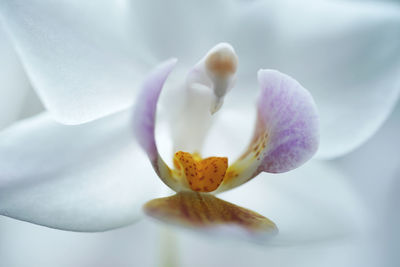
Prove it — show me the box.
[132,42,319,240]
[1,105,398,267]
[0,0,399,255]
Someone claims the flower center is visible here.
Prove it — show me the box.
[173,151,228,192]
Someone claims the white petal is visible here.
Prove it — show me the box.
[0,111,164,231]
[334,103,400,266]
[178,229,368,267]
[0,0,152,124]
[228,0,400,158]
[128,0,232,66]
[0,22,34,129]
[334,103,400,208]
[219,160,367,245]
[0,218,160,267]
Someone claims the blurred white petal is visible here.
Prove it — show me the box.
[0,218,160,267]
[219,160,367,245]
[384,177,400,267]
[128,0,231,67]
[333,103,400,266]
[178,229,369,267]
[0,214,370,267]
[0,111,164,231]
[228,0,400,158]
[0,22,34,129]
[0,0,153,124]
[378,105,400,266]
[334,103,400,209]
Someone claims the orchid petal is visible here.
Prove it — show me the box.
[180,233,366,267]
[334,103,400,265]
[0,0,152,124]
[133,59,187,192]
[229,0,400,158]
[128,0,232,66]
[218,160,367,246]
[0,22,34,129]
[0,111,163,231]
[144,191,278,243]
[217,70,319,192]
[0,217,160,267]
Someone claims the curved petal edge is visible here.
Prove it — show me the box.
[133,59,185,192]
[144,191,278,244]
[218,70,319,192]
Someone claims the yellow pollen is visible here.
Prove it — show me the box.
[174,151,228,192]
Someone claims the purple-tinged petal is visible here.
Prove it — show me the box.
[133,59,185,192]
[257,70,319,172]
[133,59,176,162]
[217,70,319,192]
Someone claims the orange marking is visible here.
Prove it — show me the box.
[174,151,228,192]
[143,191,278,234]
[205,51,237,77]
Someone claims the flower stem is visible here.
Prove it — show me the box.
[159,226,179,267]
